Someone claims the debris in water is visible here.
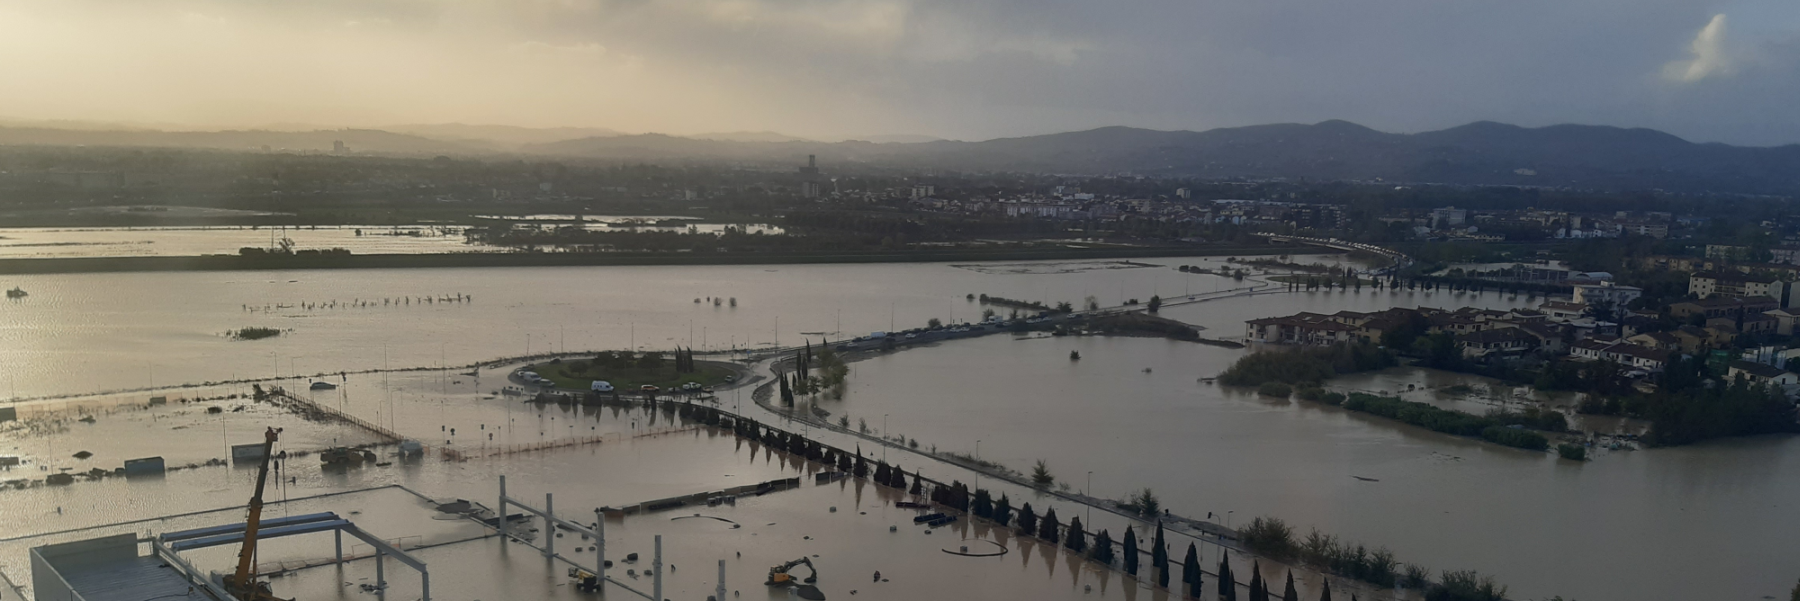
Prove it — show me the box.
[72,451,92,460]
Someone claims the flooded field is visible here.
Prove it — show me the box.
[0,220,783,259]
[0,255,1794,600]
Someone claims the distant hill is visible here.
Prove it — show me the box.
[5,119,1800,194]
[0,126,481,155]
[689,131,815,143]
[381,123,623,149]
[526,121,1800,194]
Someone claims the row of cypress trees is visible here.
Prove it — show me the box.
[728,409,1352,601]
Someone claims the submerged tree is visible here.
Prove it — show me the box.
[1217,553,1235,601]
[1318,579,1331,601]
[1066,516,1087,553]
[1182,543,1202,598]
[1091,529,1114,564]
[1039,508,1061,544]
[972,489,994,519]
[1031,460,1055,487]
[1152,522,1169,587]
[1016,503,1038,536]
[1122,527,1140,576]
[1249,562,1265,601]
[992,494,1012,527]
[1283,571,1299,601]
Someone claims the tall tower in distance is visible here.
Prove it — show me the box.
[798,155,823,198]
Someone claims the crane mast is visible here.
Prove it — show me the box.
[226,426,288,601]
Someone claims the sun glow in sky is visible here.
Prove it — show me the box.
[1,0,1797,144]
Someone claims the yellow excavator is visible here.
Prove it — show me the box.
[225,427,291,601]
[765,556,818,586]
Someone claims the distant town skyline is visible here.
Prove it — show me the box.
[2,0,1798,145]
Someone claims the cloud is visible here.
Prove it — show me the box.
[3,0,1800,144]
[1663,14,1733,83]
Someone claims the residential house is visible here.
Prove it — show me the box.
[1540,301,1588,322]
[1727,361,1800,387]
[1457,328,1538,359]
[1626,331,1682,352]
[1573,281,1643,308]
[1689,272,1795,305]
[1668,296,1780,320]
[1245,313,1358,345]
[1765,309,1800,336]
[1570,339,1672,372]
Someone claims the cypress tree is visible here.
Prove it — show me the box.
[1152,522,1169,584]
[890,465,907,489]
[972,489,993,518]
[853,451,868,478]
[1282,571,1298,601]
[1157,553,1170,589]
[1318,579,1331,601]
[1066,516,1086,553]
[992,494,1012,527]
[1016,503,1037,535]
[874,462,892,484]
[1122,527,1140,576]
[1182,543,1201,598]
[1217,554,1235,601]
[909,472,923,495]
[1038,508,1060,543]
[1249,562,1265,601]
[1091,530,1114,564]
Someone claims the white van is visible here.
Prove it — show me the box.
[590,381,615,392]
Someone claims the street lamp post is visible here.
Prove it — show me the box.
[1086,471,1093,523]
[882,414,889,462]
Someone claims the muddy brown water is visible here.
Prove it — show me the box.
[0,256,1793,600]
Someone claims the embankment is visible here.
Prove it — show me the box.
[0,244,1311,275]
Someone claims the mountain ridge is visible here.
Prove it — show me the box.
[3,120,1799,193]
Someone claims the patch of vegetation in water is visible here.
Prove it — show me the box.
[1218,342,1396,387]
[1343,393,1550,451]
[232,327,282,340]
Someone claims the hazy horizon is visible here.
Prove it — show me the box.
[1,0,1798,145]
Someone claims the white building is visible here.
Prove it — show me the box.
[1572,282,1643,308]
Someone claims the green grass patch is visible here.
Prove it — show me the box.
[1343,393,1549,451]
[526,357,734,391]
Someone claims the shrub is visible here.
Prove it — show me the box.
[1403,564,1432,588]
[232,327,282,340]
[1479,426,1549,451]
[1557,444,1587,461]
[1258,382,1293,398]
[1320,392,1347,405]
[1240,517,1295,560]
[1217,342,1395,387]
[1428,570,1507,601]
[1296,386,1327,401]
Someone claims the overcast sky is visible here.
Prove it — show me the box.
[1,0,1796,145]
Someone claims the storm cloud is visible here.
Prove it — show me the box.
[0,0,1795,144]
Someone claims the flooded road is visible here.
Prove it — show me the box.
[0,255,1794,600]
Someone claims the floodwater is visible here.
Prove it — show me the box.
[0,221,782,259]
[0,226,483,258]
[0,255,1794,600]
